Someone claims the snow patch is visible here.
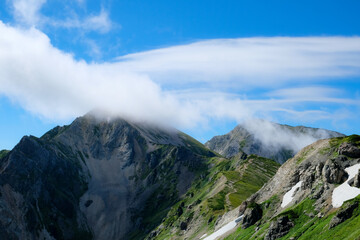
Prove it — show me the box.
[200,234,207,239]
[332,163,360,208]
[202,215,243,240]
[281,181,302,208]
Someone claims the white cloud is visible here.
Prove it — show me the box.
[8,0,112,33]
[75,0,85,5]
[242,119,340,153]
[83,9,112,33]
[268,87,342,99]
[116,37,360,87]
[0,22,197,127]
[50,9,113,33]
[11,0,46,26]
[0,21,359,131]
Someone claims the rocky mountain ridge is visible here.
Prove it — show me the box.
[205,119,344,164]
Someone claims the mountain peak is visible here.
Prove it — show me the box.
[0,113,216,239]
[206,119,345,163]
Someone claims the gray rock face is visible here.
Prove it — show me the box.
[0,114,215,240]
[322,159,348,184]
[238,200,248,216]
[241,203,262,229]
[205,120,344,164]
[265,216,294,240]
[352,170,360,188]
[338,142,360,158]
[180,221,187,230]
[329,202,359,229]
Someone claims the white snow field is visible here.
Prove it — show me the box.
[281,181,302,208]
[202,215,243,240]
[332,163,360,208]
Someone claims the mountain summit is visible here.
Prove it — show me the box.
[0,114,215,240]
[205,119,344,164]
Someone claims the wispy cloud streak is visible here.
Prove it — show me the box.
[116,37,360,86]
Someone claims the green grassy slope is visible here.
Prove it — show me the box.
[225,196,360,240]
[148,154,280,240]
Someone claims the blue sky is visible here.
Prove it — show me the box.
[0,0,360,150]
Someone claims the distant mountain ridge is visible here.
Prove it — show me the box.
[205,119,345,164]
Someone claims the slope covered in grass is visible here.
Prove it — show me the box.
[225,196,360,240]
[147,153,280,240]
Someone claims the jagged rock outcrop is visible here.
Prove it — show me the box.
[180,221,187,230]
[349,169,360,188]
[265,216,294,240]
[338,142,360,158]
[322,159,348,184]
[205,120,344,164]
[241,203,262,229]
[238,201,248,216]
[329,202,359,229]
